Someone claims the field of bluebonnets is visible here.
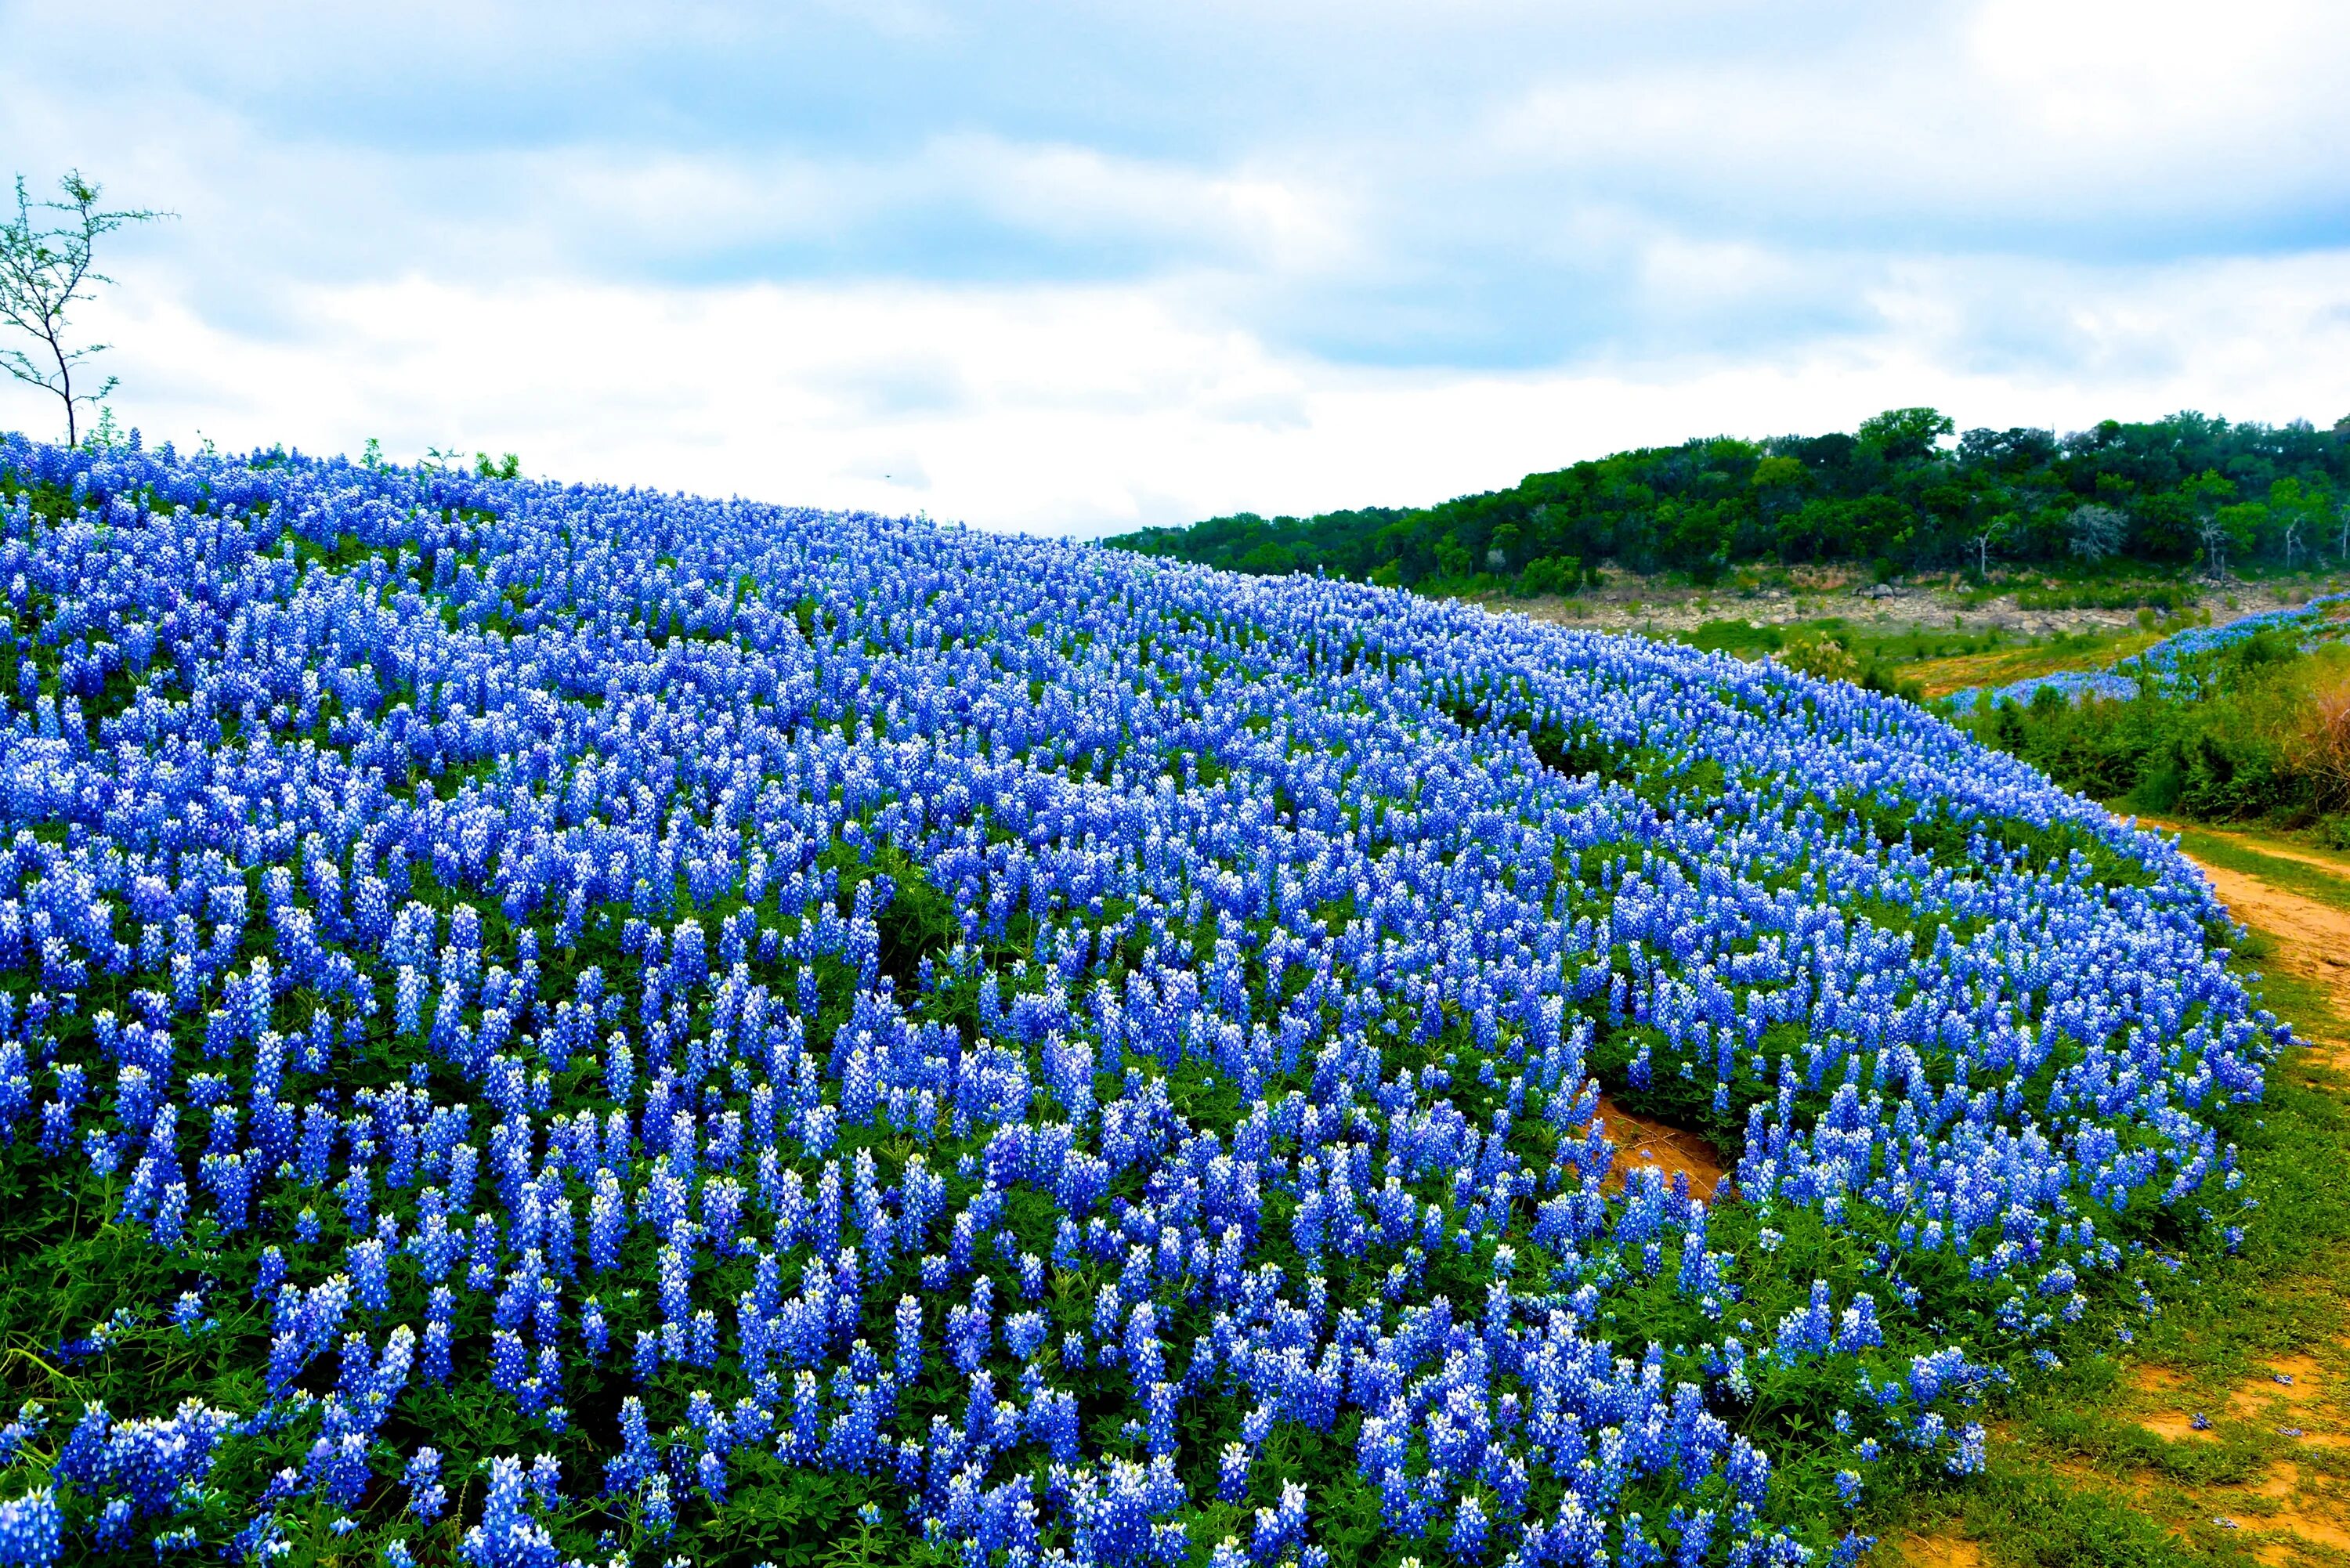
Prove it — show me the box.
[0,433,2289,1567]
[1947,593,2350,714]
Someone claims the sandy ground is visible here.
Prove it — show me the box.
[1586,1093,1729,1199]
[1489,570,2348,646]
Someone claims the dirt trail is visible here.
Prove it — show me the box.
[2137,815,2350,884]
[2109,835,2350,1565]
[2197,861,2350,988]
[2173,836,2350,1070]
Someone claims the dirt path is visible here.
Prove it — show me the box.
[2196,858,2350,991]
[2138,815,2350,883]
[2095,836,2349,1564]
[2167,833,2350,1073]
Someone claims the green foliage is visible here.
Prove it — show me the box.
[1515,554,1582,596]
[1105,410,2350,587]
[1965,642,2350,833]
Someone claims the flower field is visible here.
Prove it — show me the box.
[0,435,2286,1566]
[1947,592,2350,714]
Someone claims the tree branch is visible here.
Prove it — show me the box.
[0,169,172,445]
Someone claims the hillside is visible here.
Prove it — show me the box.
[0,432,2297,1566]
[1105,410,2350,590]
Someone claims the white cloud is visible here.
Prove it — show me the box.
[15,246,2345,537]
[1967,0,2326,139]
[1,0,2345,533]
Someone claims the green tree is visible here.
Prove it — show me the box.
[1105,408,2350,584]
[1487,521,1522,571]
[1517,555,1580,595]
[2211,504,2267,576]
[1855,406,1954,463]
[1434,533,1474,580]
[2129,489,2196,560]
[0,170,170,446]
[1750,454,1806,507]
[2266,476,2330,569]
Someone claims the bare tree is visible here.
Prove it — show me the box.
[0,171,170,446]
[2337,499,2350,565]
[2196,515,2232,580]
[2066,503,2126,562]
[1965,512,2012,578]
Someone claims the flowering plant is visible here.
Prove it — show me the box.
[0,433,2276,1566]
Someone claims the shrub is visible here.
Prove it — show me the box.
[1516,555,1581,596]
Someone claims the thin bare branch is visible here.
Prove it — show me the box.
[0,168,173,445]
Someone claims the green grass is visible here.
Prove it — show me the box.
[1905,628,2170,699]
[1676,615,2026,667]
[1667,616,2184,702]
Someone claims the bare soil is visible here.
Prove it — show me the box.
[2192,861,2350,1064]
[1585,1093,1729,1200]
[1485,569,2348,647]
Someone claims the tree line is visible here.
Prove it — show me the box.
[1105,408,2350,589]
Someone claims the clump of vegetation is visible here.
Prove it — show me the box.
[0,433,2284,1566]
[1108,408,2350,588]
[1964,632,2350,842]
[1672,619,1929,700]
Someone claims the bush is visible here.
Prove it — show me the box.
[1777,634,1862,684]
[1971,643,2350,826]
[1516,554,1581,595]
[2294,674,2350,816]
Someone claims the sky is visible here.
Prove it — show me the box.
[3,0,2348,535]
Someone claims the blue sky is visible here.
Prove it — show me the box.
[4,0,2347,532]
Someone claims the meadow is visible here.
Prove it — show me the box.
[0,435,2293,1567]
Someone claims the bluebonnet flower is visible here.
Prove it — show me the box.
[461,1455,558,1568]
[0,1487,60,1566]
[404,1447,446,1523]
[0,432,2283,1566]
[1448,1494,1487,1562]
[1218,1442,1251,1502]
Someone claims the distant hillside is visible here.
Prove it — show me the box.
[1105,409,2350,590]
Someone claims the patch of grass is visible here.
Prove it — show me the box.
[1908,629,2167,699]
